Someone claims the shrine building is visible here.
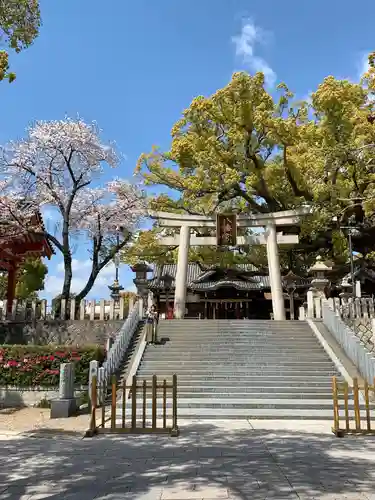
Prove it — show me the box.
[147,262,311,320]
[0,210,53,313]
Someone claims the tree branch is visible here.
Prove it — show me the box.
[283,145,313,200]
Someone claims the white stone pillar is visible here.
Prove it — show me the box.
[355,280,361,298]
[147,291,154,309]
[266,223,285,321]
[174,225,190,319]
[138,296,144,318]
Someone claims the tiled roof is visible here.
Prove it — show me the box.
[148,263,311,291]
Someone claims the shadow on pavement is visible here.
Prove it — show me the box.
[0,421,374,499]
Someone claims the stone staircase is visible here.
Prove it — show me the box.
[123,320,352,419]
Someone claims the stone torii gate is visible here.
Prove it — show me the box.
[151,208,310,321]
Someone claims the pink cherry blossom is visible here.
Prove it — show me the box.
[0,117,147,299]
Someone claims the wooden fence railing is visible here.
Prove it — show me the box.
[332,376,375,437]
[86,374,179,437]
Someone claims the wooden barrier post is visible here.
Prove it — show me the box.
[152,375,157,430]
[122,381,126,429]
[332,376,340,436]
[364,380,371,431]
[343,381,350,433]
[111,375,117,431]
[131,375,137,430]
[142,380,147,428]
[171,374,179,437]
[163,379,167,429]
[353,377,361,431]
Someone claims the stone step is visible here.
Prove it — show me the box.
[138,369,339,376]
[159,322,310,325]
[158,326,314,330]
[153,335,319,348]
[129,391,335,400]
[142,358,333,365]
[158,330,316,335]
[136,375,339,383]
[115,398,363,410]
[112,408,367,420]
[158,326,313,329]
[166,386,335,394]
[140,360,335,368]
[146,345,327,351]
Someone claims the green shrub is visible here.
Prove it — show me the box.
[0,345,105,388]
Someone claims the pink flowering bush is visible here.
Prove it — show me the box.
[0,345,105,387]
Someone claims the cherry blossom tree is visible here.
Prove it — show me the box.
[0,118,146,301]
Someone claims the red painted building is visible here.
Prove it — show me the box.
[0,211,53,312]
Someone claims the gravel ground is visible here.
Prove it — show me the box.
[0,407,89,436]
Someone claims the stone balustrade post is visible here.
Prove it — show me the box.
[79,300,86,320]
[119,296,125,320]
[98,366,105,404]
[99,299,105,320]
[109,300,115,320]
[128,297,134,314]
[70,298,76,320]
[298,306,306,320]
[89,300,95,321]
[50,363,77,418]
[88,360,99,411]
[371,318,375,345]
[40,299,47,319]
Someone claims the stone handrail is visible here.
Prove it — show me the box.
[98,301,141,390]
[300,296,375,321]
[322,299,375,384]
[87,300,143,406]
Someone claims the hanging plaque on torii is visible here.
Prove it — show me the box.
[216,213,237,247]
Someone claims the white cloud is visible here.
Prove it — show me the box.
[232,19,276,88]
[43,259,136,301]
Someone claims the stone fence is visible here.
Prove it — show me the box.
[300,295,375,321]
[0,297,135,322]
[321,300,375,385]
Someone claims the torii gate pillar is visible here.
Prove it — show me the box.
[174,225,191,319]
[266,223,285,321]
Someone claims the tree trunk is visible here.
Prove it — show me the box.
[75,270,98,303]
[61,217,72,302]
[62,255,72,299]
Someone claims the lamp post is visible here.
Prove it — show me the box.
[283,271,300,320]
[333,215,359,297]
[108,228,124,302]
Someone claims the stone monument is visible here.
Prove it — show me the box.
[50,363,77,419]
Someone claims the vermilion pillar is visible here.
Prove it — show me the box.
[7,267,17,313]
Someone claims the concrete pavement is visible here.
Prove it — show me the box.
[0,419,375,499]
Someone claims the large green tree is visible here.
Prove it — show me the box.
[133,56,375,273]
[0,1,41,82]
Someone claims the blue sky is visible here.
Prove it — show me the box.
[1,0,373,301]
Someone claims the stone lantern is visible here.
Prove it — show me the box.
[339,278,353,301]
[308,256,332,299]
[131,262,152,293]
[283,270,301,320]
[160,274,173,316]
[131,262,152,316]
